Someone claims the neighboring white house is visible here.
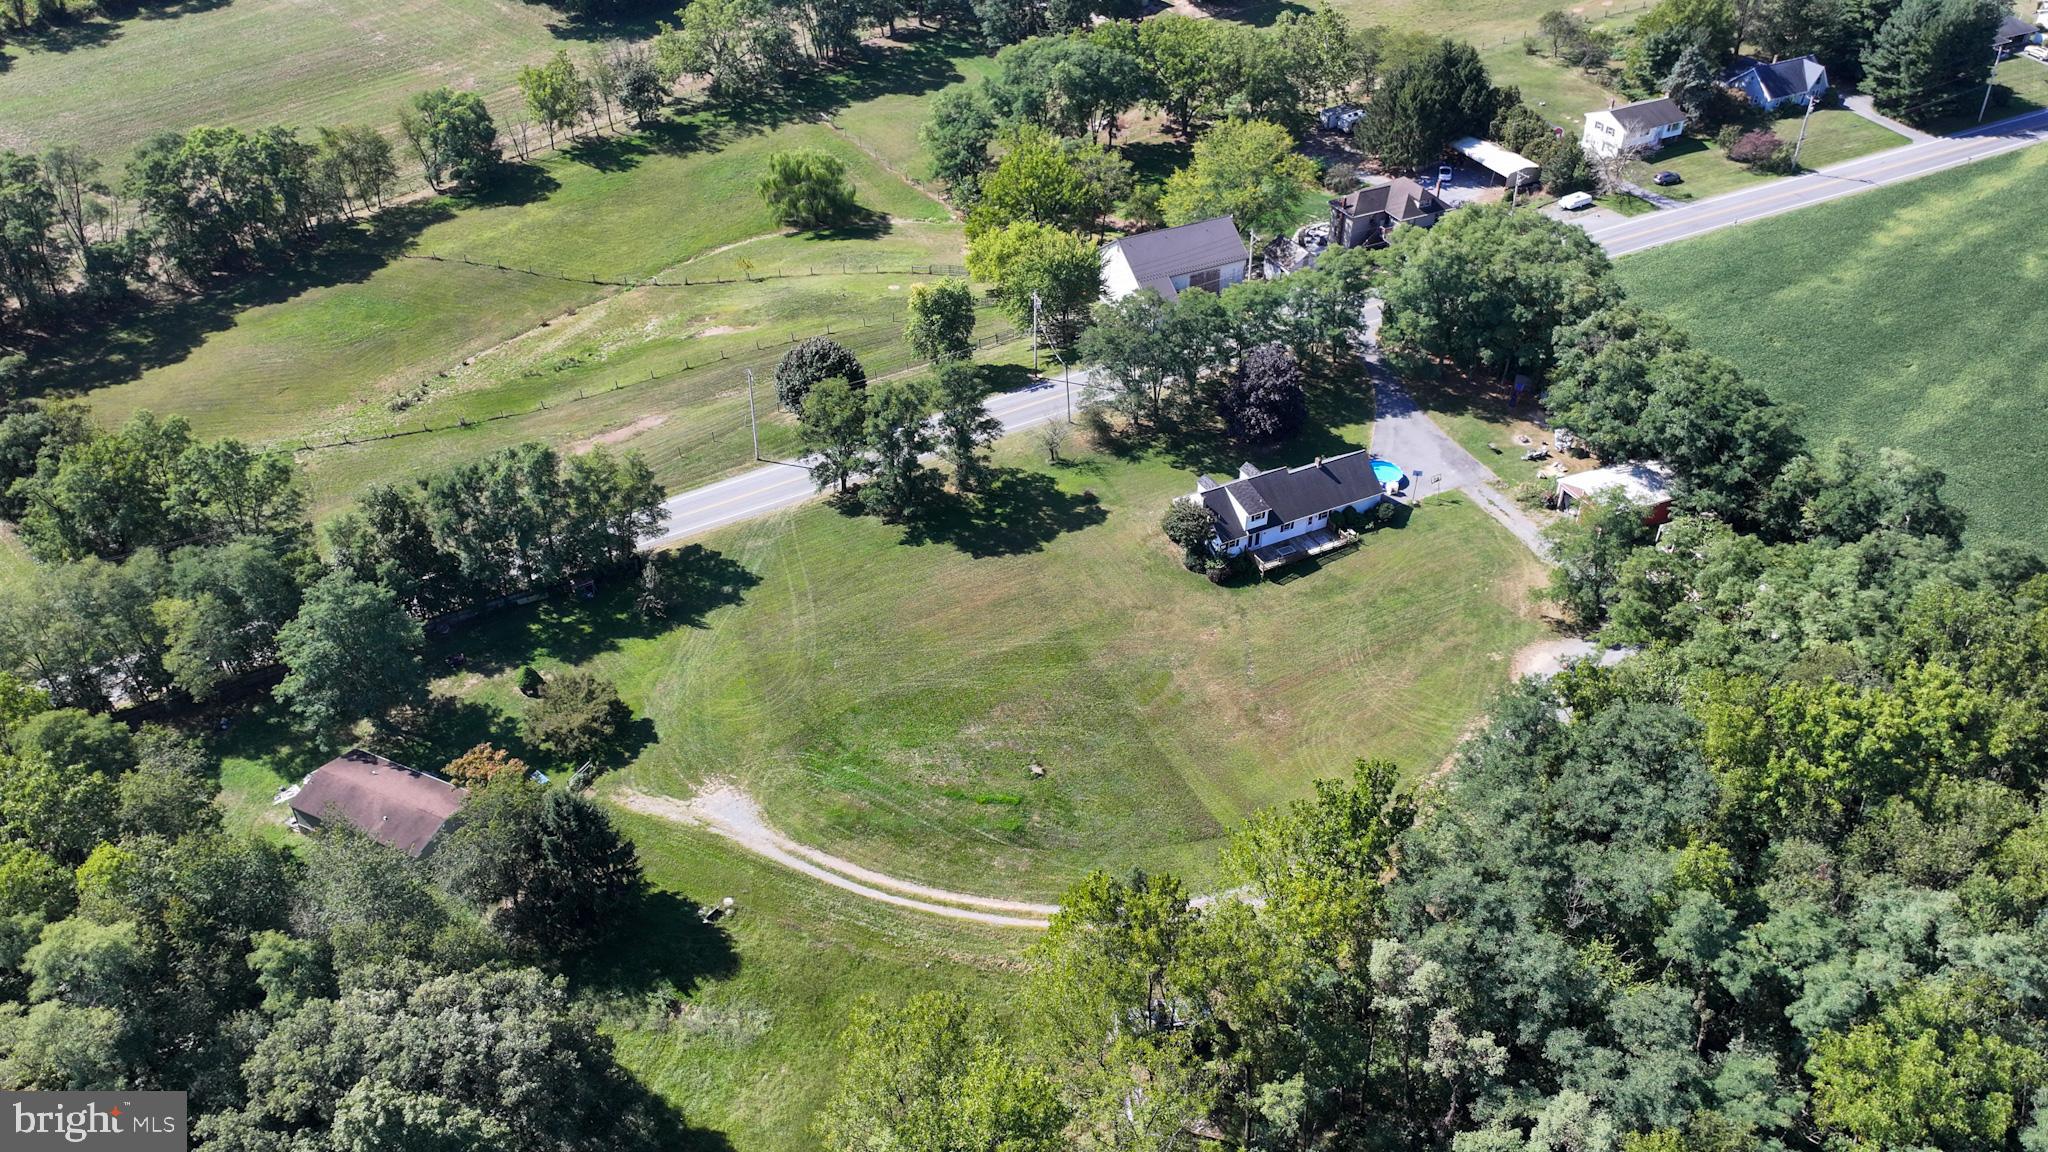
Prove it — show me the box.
[1195,450,1399,560]
[1555,461,1674,525]
[1721,55,1829,111]
[1100,215,1249,303]
[1580,97,1688,158]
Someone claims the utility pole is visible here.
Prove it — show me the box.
[746,369,761,460]
[1064,358,1073,423]
[1980,45,2008,124]
[1791,91,1817,166]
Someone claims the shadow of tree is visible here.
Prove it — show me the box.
[683,30,979,139]
[572,887,741,997]
[805,214,896,242]
[451,161,561,208]
[6,15,127,51]
[25,200,456,396]
[1161,368,1371,480]
[645,544,765,628]
[561,133,654,173]
[900,467,1108,557]
[435,548,760,678]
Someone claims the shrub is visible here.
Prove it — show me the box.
[1728,129,1790,172]
[757,149,858,230]
[1373,499,1399,527]
[520,670,629,766]
[1323,162,1360,193]
[1713,124,1744,151]
[774,337,867,414]
[1219,344,1308,443]
[518,666,546,697]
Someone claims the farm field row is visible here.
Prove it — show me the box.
[0,0,606,169]
[1619,142,2048,552]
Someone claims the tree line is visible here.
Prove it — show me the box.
[0,38,680,343]
[0,677,673,1149]
[0,400,664,742]
[813,201,2048,1152]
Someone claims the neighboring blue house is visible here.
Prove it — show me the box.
[1721,55,1829,111]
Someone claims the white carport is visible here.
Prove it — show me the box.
[1452,137,1541,186]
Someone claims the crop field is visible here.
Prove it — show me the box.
[1619,143,2048,552]
[0,0,603,169]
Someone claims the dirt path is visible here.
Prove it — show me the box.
[613,784,1058,929]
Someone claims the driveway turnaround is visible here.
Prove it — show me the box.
[644,367,1093,546]
[1583,106,2048,256]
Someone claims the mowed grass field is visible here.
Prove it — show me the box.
[30,60,1021,515]
[415,425,1546,899]
[1619,143,2048,552]
[0,0,595,169]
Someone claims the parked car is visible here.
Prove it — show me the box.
[1557,191,1595,210]
[2025,43,2048,61]
[1436,164,1455,186]
[1651,170,1683,186]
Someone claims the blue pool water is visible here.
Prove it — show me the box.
[1371,459,1406,488]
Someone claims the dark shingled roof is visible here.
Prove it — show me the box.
[1198,450,1384,542]
[1104,215,1250,296]
[289,749,467,858]
[1602,96,1686,133]
[1998,13,2037,42]
[1331,177,1440,224]
[1723,55,1828,102]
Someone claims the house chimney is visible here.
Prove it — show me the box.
[1315,455,1324,468]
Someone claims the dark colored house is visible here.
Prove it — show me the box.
[287,749,468,858]
[1328,178,1443,250]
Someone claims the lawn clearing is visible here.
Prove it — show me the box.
[598,813,1021,1152]
[431,416,1545,899]
[0,0,614,171]
[1618,142,2048,552]
[30,100,981,517]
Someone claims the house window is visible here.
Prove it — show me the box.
[1185,266,1222,294]
[1281,520,1295,531]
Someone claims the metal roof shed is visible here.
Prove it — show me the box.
[1452,137,1541,186]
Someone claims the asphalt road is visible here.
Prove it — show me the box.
[1583,105,2048,256]
[645,106,2048,546]
[644,366,1094,546]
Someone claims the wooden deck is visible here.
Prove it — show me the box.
[1250,527,1356,573]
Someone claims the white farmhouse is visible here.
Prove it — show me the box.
[1580,96,1688,158]
[1195,450,1403,572]
[1100,215,1249,303]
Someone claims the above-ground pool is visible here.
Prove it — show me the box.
[1371,458,1408,490]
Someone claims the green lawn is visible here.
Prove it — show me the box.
[1789,107,1910,169]
[597,814,1020,1152]
[0,0,617,171]
[421,417,1544,900]
[1922,55,2048,135]
[1618,142,2048,552]
[28,66,995,517]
